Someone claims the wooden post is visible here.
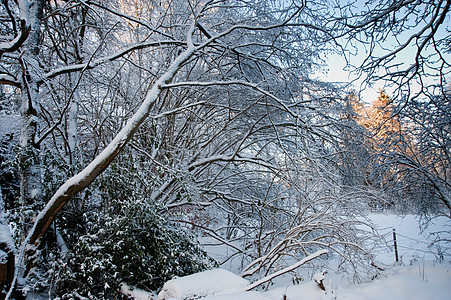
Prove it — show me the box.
[393,228,399,263]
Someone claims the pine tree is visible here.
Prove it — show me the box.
[364,90,401,145]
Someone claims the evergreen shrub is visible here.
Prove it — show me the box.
[54,164,216,298]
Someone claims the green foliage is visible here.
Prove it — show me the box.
[53,161,216,298]
[55,199,216,298]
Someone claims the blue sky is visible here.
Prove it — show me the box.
[315,1,450,105]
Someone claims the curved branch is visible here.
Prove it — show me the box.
[0,74,20,87]
[244,249,329,291]
[41,40,186,82]
[0,20,30,58]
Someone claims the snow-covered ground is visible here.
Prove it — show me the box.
[369,214,451,265]
[126,262,451,300]
[334,262,450,300]
[124,214,451,299]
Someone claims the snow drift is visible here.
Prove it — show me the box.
[158,268,249,300]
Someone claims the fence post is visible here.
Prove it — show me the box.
[393,228,399,263]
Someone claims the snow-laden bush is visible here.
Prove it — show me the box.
[53,196,216,298]
[30,157,217,298]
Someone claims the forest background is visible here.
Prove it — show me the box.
[0,0,449,298]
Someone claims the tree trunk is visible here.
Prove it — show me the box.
[67,73,80,166]
[18,0,45,233]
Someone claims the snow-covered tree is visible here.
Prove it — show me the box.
[0,0,448,297]
[379,88,451,216]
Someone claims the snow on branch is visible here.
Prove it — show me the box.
[42,40,186,81]
[0,20,30,58]
[175,219,251,257]
[161,80,296,118]
[243,249,329,291]
[0,74,20,87]
[187,154,278,172]
[195,6,304,50]
[85,0,175,40]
